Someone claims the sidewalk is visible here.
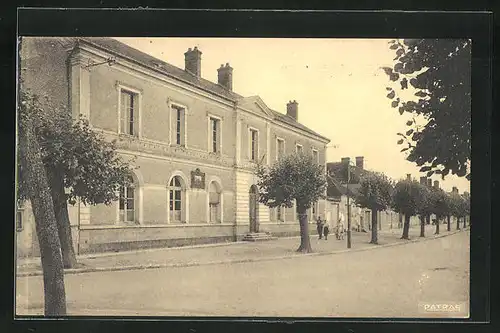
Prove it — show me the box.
[16,224,468,277]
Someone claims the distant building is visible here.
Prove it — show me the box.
[326,157,399,231]
[17,37,330,257]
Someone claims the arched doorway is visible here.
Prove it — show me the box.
[249,185,259,233]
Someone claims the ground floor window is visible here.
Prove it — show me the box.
[209,203,219,223]
[119,176,136,223]
[169,176,183,223]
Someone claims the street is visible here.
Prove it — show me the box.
[16,231,469,318]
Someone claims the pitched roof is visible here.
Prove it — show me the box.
[77,37,329,142]
[327,162,367,185]
[79,37,243,101]
[327,172,362,199]
[271,110,330,141]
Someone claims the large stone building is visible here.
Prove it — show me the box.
[17,37,330,256]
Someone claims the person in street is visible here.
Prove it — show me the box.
[323,218,330,240]
[316,216,325,239]
[336,212,345,240]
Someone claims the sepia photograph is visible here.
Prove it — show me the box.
[16,35,471,318]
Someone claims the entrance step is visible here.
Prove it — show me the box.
[242,232,278,242]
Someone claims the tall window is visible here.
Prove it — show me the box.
[176,108,182,144]
[169,176,183,222]
[120,90,138,136]
[312,149,319,164]
[250,129,258,161]
[296,144,303,154]
[210,117,220,153]
[277,138,285,160]
[119,176,135,223]
[171,105,186,146]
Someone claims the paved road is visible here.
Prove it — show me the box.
[16,231,469,318]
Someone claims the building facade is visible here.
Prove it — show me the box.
[327,157,403,231]
[17,37,330,257]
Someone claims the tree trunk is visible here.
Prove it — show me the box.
[48,171,78,269]
[369,209,378,244]
[19,115,67,316]
[447,215,451,231]
[401,214,411,239]
[435,217,440,234]
[419,215,425,237]
[48,171,78,268]
[457,216,461,230]
[426,215,430,225]
[296,209,312,253]
[464,216,468,228]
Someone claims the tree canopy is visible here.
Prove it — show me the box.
[449,192,466,218]
[431,188,453,219]
[383,39,471,181]
[416,185,434,218]
[356,172,393,211]
[391,179,426,217]
[257,152,326,210]
[17,91,135,206]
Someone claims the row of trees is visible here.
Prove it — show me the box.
[257,153,470,253]
[336,171,470,245]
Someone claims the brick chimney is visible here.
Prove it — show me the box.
[433,180,439,189]
[420,177,427,185]
[341,157,350,165]
[217,63,233,91]
[355,156,364,169]
[406,174,412,181]
[427,179,432,187]
[184,46,202,78]
[286,100,298,121]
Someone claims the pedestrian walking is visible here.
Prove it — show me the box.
[316,216,325,239]
[336,212,345,240]
[323,218,330,240]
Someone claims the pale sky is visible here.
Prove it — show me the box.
[115,37,470,193]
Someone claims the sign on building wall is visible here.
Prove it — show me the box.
[191,168,206,189]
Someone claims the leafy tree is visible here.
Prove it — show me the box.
[391,179,426,239]
[462,192,471,228]
[449,192,466,230]
[383,39,471,181]
[445,192,455,231]
[257,153,326,253]
[356,172,393,244]
[417,185,434,237]
[17,89,66,315]
[430,188,452,235]
[18,99,135,268]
